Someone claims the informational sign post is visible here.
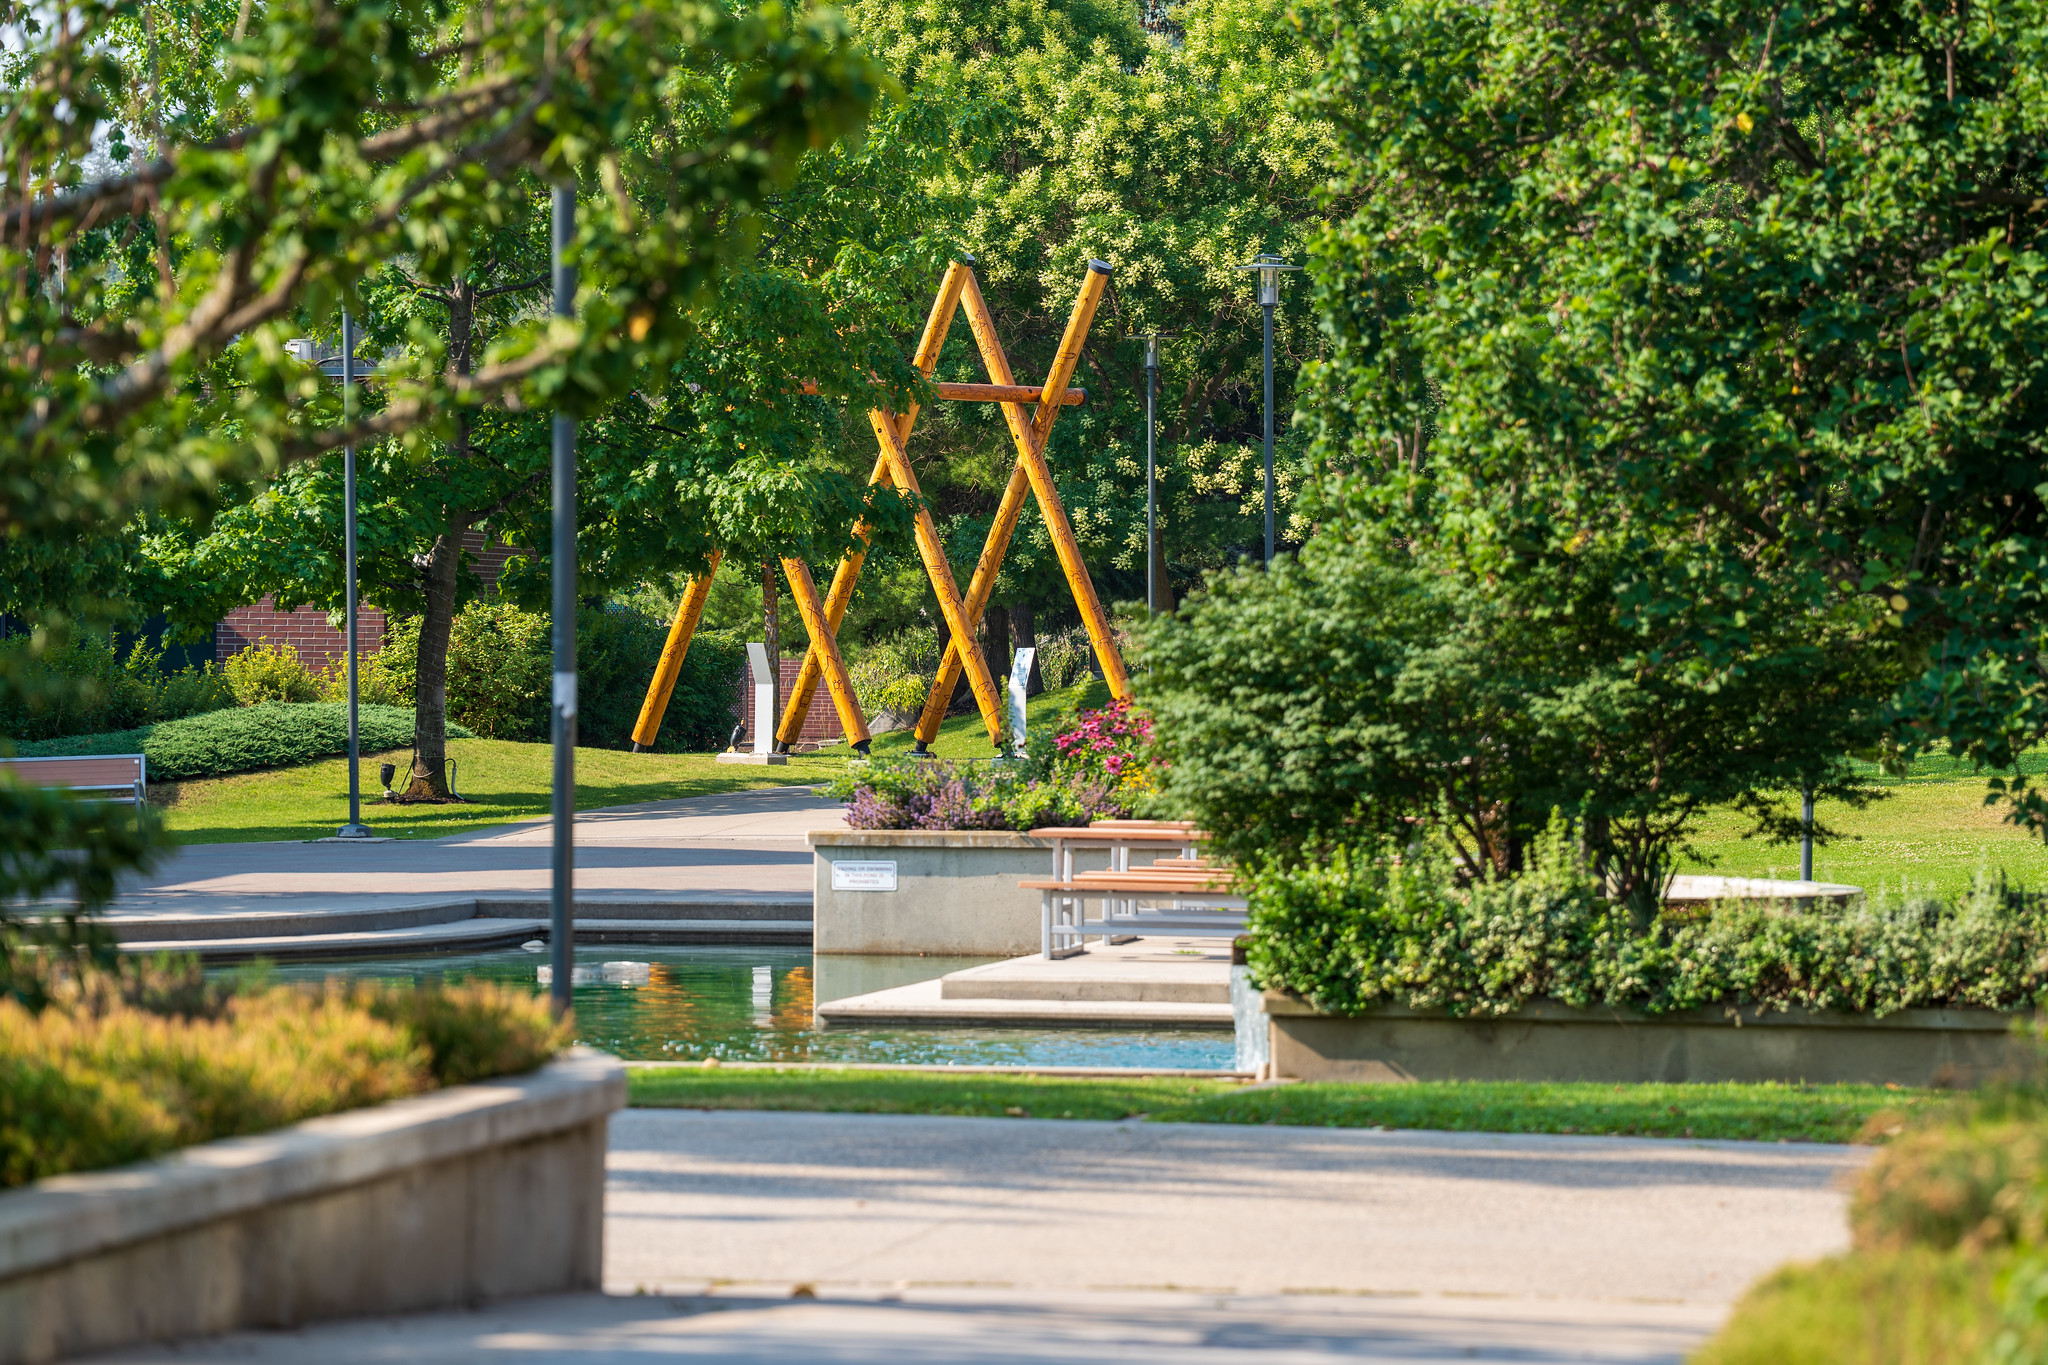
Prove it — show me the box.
[1008,646,1035,755]
[746,642,775,755]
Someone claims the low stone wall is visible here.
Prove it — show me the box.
[0,1049,624,1365]
[810,830,1102,956]
[1263,993,2033,1088]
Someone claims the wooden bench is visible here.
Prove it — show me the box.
[0,753,148,815]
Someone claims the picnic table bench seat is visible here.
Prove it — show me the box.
[1024,869,1248,957]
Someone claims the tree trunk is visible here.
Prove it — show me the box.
[403,517,469,799]
[984,602,1011,692]
[401,278,479,802]
[1149,527,1177,614]
[1009,602,1043,697]
[762,560,780,747]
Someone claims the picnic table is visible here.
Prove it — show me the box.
[1022,819,1245,957]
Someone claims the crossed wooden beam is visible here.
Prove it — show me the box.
[630,257,1132,755]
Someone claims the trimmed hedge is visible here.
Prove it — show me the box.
[1248,822,2048,1020]
[11,704,474,781]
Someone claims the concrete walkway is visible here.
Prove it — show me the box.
[88,1111,1865,1363]
[92,787,844,957]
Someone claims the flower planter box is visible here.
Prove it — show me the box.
[0,1048,623,1365]
[809,829,1105,956]
[1261,992,2033,1088]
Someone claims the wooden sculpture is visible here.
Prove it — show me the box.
[629,257,1132,755]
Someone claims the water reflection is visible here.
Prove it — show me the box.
[246,945,1233,1070]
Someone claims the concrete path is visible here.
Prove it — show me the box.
[101,786,840,922]
[86,1111,1861,1363]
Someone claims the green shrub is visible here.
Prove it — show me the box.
[0,979,563,1187]
[221,639,323,705]
[847,631,941,721]
[0,634,151,742]
[314,649,410,708]
[379,602,742,751]
[1247,829,2048,1020]
[12,703,473,780]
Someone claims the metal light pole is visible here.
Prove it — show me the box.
[549,185,578,1018]
[1145,334,1159,615]
[1800,786,1815,882]
[1236,254,1299,563]
[335,311,371,839]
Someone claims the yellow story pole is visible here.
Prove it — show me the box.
[629,549,723,751]
[950,262,1132,709]
[868,409,1008,745]
[910,265,1106,744]
[776,261,974,747]
[780,557,871,751]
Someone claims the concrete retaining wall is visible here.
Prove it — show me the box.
[0,1049,623,1365]
[810,830,1100,956]
[1264,993,2033,1088]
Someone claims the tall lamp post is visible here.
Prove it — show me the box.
[1236,254,1299,563]
[1145,334,1159,615]
[549,184,578,1018]
[335,312,371,839]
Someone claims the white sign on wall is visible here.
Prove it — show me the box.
[831,860,898,892]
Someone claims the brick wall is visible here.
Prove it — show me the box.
[736,657,849,750]
[215,531,522,669]
[215,599,386,671]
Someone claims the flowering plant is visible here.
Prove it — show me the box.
[1052,699,1155,800]
[823,701,1160,832]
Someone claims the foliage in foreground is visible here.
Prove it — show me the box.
[625,1067,1931,1143]
[1696,1070,2048,1363]
[0,975,565,1188]
[1248,825,2048,1019]
[14,704,473,782]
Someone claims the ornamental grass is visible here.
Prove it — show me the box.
[0,978,565,1188]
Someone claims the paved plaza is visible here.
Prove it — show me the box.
[86,1110,1866,1363]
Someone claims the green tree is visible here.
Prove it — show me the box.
[1297,0,2048,831]
[1141,534,1885,908]
[121,0,913,794]
[0,0,884,940]
[835,0,1334,644]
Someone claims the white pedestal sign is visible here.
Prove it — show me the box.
[1008,646,1034,753]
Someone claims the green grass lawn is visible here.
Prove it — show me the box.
[626,1067,1940,1143]
[149,680,1110,844]
[1678,749,2048,897]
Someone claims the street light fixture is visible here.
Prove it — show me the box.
[1145,334,1159,615]
[1235,253,1300,563]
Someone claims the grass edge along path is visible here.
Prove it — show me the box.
[151,679,1112,844]
[625,1066,1941,1143]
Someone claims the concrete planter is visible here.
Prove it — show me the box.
[809,829,1090,956]
[1262,992,2033,1088]
[0,1048,624,1365]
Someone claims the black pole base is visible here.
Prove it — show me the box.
[630,741,647,753]
[852,739,871,756]
[911,740,932,758]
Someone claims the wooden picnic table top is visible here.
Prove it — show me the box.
[1026,825,1208,841]
[1021,869,1241,893]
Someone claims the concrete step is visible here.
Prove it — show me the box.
[815,977,1233,1029]
[936,943,1232,1005]
[99,895,813,946]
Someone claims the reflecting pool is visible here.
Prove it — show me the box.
[247,945,1234,1070]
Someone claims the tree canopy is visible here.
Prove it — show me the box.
[1298,0,2048,827]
